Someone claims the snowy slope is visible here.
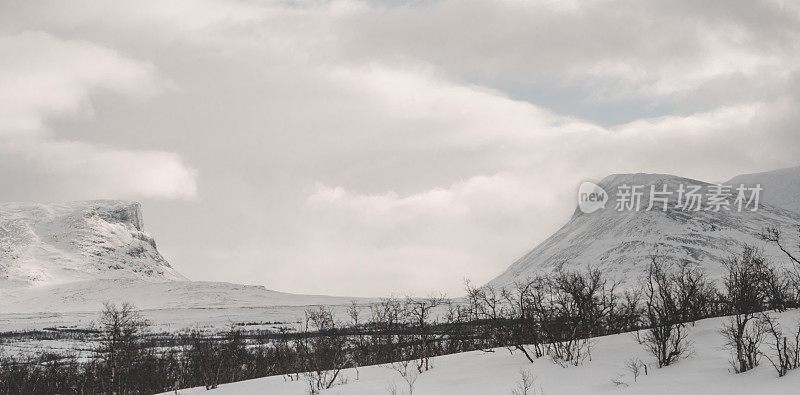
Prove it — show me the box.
[0,200,185,289]
[172,310,800,395]
[0,278,365,313]
[729,164,800,215]
[0,200,368,315]
[490,173,800,289]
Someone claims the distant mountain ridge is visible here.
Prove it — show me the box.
[0,279,367,313]
[729,164,800,215]
[490,169,800,289]
[0,200,185,289]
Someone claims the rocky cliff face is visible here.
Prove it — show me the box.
[489,173,800,289]
[0,200,186,289]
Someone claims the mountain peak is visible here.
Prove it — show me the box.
[491,170,800,289]
[0,200,186,289]
[728,164,800,215]
[597,173,709,190]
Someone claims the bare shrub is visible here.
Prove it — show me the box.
[501,278,547,362]
[510,368,538,395]
[298,307,350,393]
[97,301,150,393]
[466,283,515,355]
[610,375,628,387]
[527,267,618,367]
[760,226,800,267]
[760,226,800,308]
[405,295,446,372]
[185,331,222,390]
[390,359,420,395]
[641,256,697,367]
[760,313,800,377]
[625,357,646,382]
[719,246,781,373]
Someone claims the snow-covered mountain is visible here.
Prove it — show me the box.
[0,200,185,289]
[489,172,800,288]
[728,164,800,215]
[0,200,363,313]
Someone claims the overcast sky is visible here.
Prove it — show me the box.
[1,0,799,297]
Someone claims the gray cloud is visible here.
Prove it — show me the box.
[0,31,197,200]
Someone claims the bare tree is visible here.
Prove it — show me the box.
[348,300,370,369]
[465,283,517,356]
[760,226,800,308]
[97,301,150,394]
[760,226,800,267]
[641,256,693,368]
[619,289,644,332]
[546,267,617,366]
[405,295,446,372]
[369,298,407,364]
[760,313,800,377]
[501,277,548,362]
[720,246,773,373]
[186,330,224,390]
[298,307,350,393]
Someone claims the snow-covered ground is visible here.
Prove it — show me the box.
[0,303,365,357]
[0,278,366,313]
[172,310,800,395]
